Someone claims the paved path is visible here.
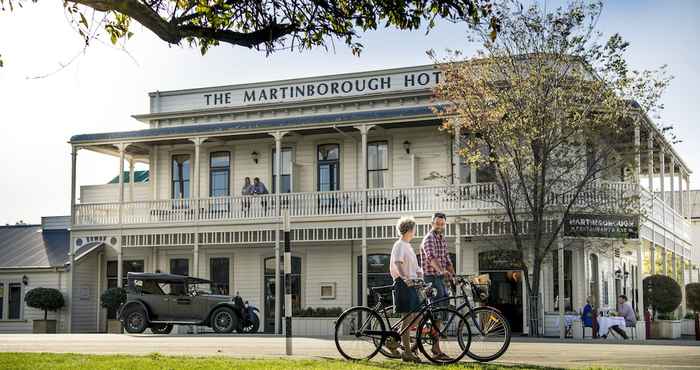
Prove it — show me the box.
[0,334,699,369]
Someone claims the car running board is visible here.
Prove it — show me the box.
[149,320,202,325]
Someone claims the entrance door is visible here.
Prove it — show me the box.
[263,256,302,333]
[483,271,523,333]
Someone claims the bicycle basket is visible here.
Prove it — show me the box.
[470,274,491,302]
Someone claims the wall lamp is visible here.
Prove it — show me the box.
[251,151,259,164]
[614,269,622,279]
[22,275,28,285]
[403,140,411,154]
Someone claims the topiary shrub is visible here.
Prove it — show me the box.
[643,274,681,316]
[686,283,700,314]
[100,287,126,312]
[24,287,65,320]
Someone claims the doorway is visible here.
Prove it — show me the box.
[478,250,524,333]
[263,256,301,333]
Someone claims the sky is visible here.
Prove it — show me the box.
[0,0,698,225]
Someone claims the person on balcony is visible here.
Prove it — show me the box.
[389,216,422,363]
[241,177,253,215]
[419,211,453,361]
[251,177,269,214]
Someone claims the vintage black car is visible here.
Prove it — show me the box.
[118,272,259,334]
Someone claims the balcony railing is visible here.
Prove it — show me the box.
[73,181,689,239]
[641,188,690,240]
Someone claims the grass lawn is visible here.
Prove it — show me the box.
[0,352,574,370]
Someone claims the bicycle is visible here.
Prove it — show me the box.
[334,279,472,364]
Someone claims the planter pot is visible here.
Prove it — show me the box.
[681,319,696,336]
[651,320,681,339]
[107,319,124,334]
[32,320,57,334]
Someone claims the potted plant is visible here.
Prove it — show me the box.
[685,282,700,340]
[100,287,126,333]
[24,287,65,333]
[643,274,682,339]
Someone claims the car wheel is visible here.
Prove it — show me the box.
[123,307,148,334]
[150,323,173,334]
[211,307,236,333]
[238,312,260,334]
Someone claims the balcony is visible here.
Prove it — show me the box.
[71,181,687,233]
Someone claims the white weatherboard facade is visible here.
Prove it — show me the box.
[64,64,697,336]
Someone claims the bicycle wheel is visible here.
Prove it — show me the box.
[465,307,511,362]
[416,307,471,364]
[334,307,385,361]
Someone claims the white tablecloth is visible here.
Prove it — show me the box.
[597,316,626,336]
[554,314,579,329]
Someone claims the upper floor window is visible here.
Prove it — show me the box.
[209,152,230,197]
[367,141,388,188]
[272,147,292,193]
[318,144,340,191]
[172,154,191,199]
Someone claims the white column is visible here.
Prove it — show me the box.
[455,219,462,275]
[116,143,126,287]
[670,156,676,210]
[128,158,135,202]
[659,147,666,203]
[152,146,158,200]
[190,137,204,278]
[636,242,645,317]
[70,146,79,226]
[558,239,565,339]
[356,124,373,307]
[647,134,654,191]
[634,125,641,184]
[686,174,691,220]
[677,168,683,215]
[453,126,461,184]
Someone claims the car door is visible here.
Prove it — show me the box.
[168,282,198,322]
[134,279,170,321]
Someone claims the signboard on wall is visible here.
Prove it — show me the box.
[150,65,443,113]
[563,214,639,239]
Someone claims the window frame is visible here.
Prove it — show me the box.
[271,147,293,193]
[171,154,191,200]
[317,143,341,191]
[366,141,389,189]
[0,281,24,321]
[170,258,190,277]
[209,257,231,295]
[209,151,231,198]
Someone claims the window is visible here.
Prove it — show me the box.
[8,283,21,320]
[476,145,497,183]
[170,258,189,276]
[210,257,230,295]
[317,144,340,191]
[272,147,292,193]
[0,283,3,320]
[106,260,144,319]
[172,154,191,199]
[209,152,230,197]
[357,254,393,306]
[552,250,573,311]
[264,256,301,315]
[107,260,145,289]
[367,141,388,188]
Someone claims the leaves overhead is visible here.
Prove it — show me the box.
[1,0,497,57]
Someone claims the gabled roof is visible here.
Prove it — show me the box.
[0,225,70,269]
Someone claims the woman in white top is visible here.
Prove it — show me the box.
[390,216,423,363]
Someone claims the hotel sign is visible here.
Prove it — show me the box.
[151,66,443,113]
[563,214,639,239]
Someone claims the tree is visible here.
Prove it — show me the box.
[643,275,681,316]
[687,283,700,313]
[24,287,66,320]
[430,0,671,335]
[0,0,499,67]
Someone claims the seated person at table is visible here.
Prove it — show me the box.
[605,295,636,339]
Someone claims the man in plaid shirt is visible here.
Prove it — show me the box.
[419,212,454,361]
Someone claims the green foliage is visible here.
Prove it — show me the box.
[643,274,681,314]
[2,0,496,58]
[685,282,700,312]
[100,287,126,311]
[24,287,65,320]
[293,306,344,317]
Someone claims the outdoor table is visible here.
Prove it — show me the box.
[597,316,626,337]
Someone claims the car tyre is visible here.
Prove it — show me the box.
[150,323,174,334]
[211,307,236,333]
[238,312,260,334]
[123,306,148,334]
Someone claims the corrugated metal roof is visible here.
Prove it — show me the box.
[108,170,150,184]
[0,225,69,269]
[70,105,438,144]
